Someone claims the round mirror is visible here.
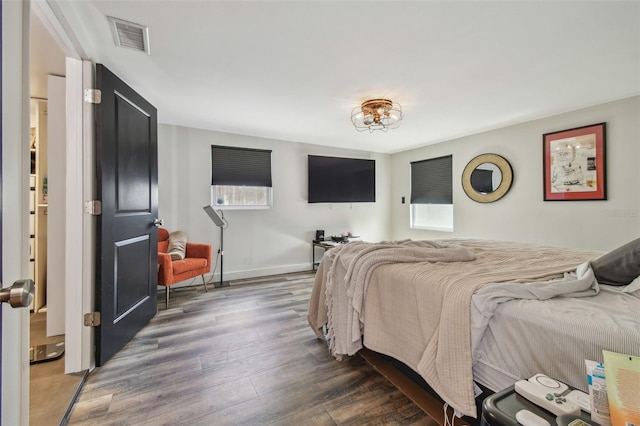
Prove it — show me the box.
[462,154,513,203]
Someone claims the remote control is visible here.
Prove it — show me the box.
[528,374,569,394]
[565,389,591,413]
[515,380,581,416]
[515,409,551,426]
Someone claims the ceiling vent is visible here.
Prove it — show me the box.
[107,16,150,54]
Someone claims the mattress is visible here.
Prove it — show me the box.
[471,284,640,393]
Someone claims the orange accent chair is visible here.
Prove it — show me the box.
[157,228,213,308]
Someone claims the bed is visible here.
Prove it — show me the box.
[307,238,640,419]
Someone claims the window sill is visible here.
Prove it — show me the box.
[215,205,272,211]
[410,225,454,232]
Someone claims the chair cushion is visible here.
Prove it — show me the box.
[172,258,208,275]
[168,231,187,260]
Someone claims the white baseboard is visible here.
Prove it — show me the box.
[161,262,312,289]
[218,262,312,281]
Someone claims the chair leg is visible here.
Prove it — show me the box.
[202,274,208,292]
[166,286,170,309]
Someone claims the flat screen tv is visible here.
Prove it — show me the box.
[308,155,376,203]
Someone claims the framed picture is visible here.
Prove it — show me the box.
[543,122,606,201]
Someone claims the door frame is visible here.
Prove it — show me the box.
[31,1,94,373]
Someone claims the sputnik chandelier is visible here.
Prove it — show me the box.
[351,98,403,132]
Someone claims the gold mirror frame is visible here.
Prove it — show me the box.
[462,153,513,203]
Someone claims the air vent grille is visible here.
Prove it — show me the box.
[107,16,150,54]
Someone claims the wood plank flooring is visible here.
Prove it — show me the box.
[67,272,438,425]
[30,311,86,426]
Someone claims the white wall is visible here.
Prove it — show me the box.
[390,96,640,251]
[158,95,638,283]
[158,124,391,282]
[29,9,65,100]
[46,75,65,336]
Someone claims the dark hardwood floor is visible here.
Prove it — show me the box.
[67,272,436,425]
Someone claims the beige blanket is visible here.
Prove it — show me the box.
[312,240,475,358]
[307,239,601,418]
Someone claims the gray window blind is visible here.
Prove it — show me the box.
[410,155,452,204]
[211,145,272,187]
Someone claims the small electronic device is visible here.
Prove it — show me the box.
[515,409,551,426]
[565,390,591,413]
[528,374,569,394]
[515,376,581,417]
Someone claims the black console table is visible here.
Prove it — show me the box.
[312,241,338,271]
[312,237,360,271]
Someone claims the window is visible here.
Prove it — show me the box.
[211,145,272,209]
[410,155,453,231]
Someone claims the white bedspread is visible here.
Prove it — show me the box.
[470,261,600,358]
[310,239,603,418]
[471,284,640,394]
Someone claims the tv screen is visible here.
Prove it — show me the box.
[308,155,376,203]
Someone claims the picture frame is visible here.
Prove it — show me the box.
[543,122,606,201]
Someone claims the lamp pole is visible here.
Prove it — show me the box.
[217,225,226,287]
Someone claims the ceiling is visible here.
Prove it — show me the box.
[51,1,639,154]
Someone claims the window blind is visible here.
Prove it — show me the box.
[410,155,452,204]
[211,145,272,187]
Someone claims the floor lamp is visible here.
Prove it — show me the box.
[203,205,229,287]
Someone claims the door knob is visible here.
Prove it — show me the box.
[153,218,163,227]
[0,279,35,308]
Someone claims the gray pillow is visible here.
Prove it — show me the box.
[590,238,640,286]
[168,231,187,260]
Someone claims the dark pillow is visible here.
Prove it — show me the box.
[590,238,640,286]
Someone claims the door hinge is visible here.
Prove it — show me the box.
[84,312,101,327]
[84,88,102,104]
[84,200,102,215]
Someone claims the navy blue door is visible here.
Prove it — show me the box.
[95,64,158,366]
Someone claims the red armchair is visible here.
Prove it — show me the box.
[157,228,213,308]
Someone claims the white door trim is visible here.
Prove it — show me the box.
[81,59,96,371]
[31,0,86,60]
[64,57,85,373]
[30,0,93,373]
